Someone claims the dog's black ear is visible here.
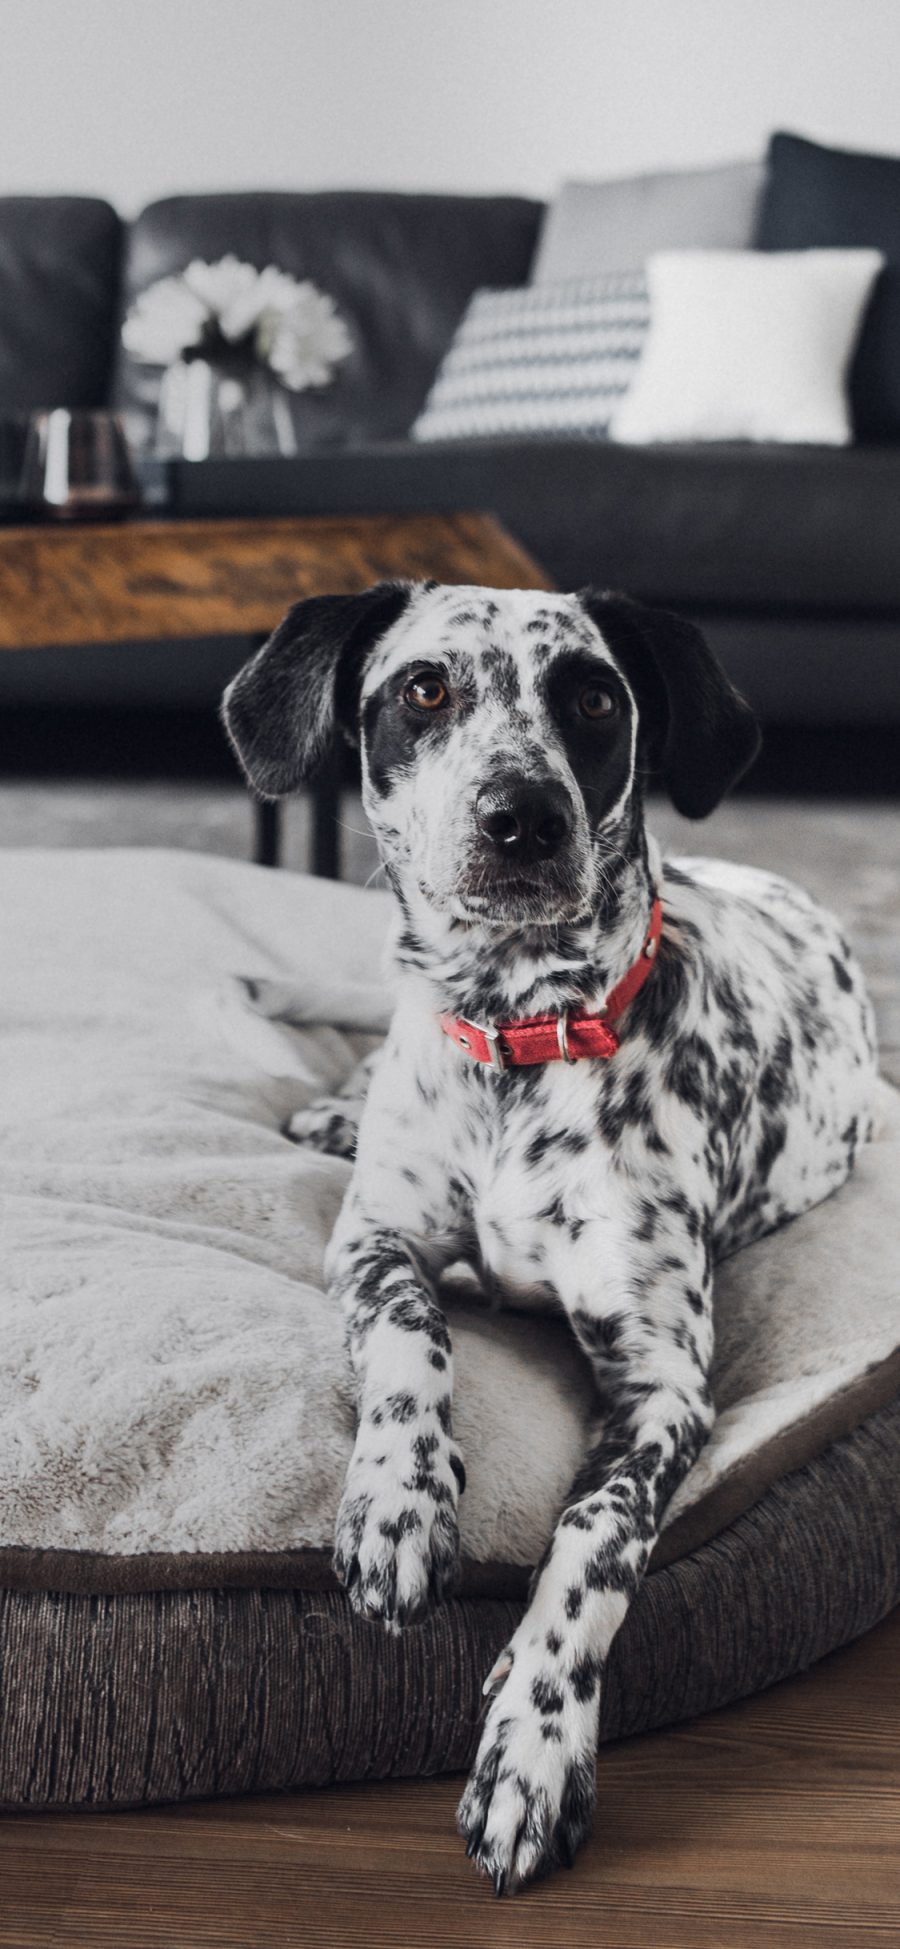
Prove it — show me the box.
[221,580,413,798]
[579,590,760,818]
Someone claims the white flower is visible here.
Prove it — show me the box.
[183,255,260,324]
[122,256,353,392]
[258,283,354,391]
[121,255,254,364]
[121,275,207,366]
[217,264,302,343]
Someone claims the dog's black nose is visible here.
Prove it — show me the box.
[475,777,573,861]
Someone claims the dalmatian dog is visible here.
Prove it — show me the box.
[222,581,876,1894]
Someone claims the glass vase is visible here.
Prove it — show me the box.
[154,358,297,461]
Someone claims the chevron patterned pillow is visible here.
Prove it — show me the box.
[411,273,649,442]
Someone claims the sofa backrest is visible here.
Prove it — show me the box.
[0,197,122,413]
[113,190,543,449]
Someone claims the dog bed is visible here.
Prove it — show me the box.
[1,847,898,1811]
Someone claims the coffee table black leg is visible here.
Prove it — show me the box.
[253,798,282,868]
[311,757,341,879]
[250,765,342,875]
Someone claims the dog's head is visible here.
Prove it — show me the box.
[222,582,759,925]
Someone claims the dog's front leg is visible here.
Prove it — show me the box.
[458,1220,714,1891]
[329,1193,465,1628]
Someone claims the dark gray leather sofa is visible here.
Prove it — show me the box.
[2,189,899,728]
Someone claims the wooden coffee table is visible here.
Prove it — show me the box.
[0,511,548,871]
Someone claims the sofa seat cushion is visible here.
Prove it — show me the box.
[172,438,900,616]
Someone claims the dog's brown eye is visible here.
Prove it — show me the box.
[578,684,617,721]
[404,672,448,712]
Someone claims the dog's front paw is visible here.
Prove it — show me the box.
[333,1419,464,1627]
[457,1625,599,1893]
[285,1099,359,1159]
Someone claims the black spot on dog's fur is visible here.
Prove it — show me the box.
[531,1677,565,1714]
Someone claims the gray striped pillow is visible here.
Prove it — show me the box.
[411,273,649,442]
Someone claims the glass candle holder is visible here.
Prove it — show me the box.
[21,409,140,521]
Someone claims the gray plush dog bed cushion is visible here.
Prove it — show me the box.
[1,848,898,1810]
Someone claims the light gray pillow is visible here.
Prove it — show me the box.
[532,160,766,283]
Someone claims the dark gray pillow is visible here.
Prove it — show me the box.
[755,131,900,442]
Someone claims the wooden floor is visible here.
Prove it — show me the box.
[1,1605,898,1947]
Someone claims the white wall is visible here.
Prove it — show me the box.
[1,0,899,214]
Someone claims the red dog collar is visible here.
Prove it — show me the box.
[440,897,662,1071]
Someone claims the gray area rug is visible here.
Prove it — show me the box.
[1,783,897,1078]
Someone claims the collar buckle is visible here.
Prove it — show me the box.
[454,1016,509,1070]
[481,1022,508,1071]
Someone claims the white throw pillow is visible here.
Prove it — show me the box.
[610,248,884,446]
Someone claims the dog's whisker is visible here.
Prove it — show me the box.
[336,818,375,839]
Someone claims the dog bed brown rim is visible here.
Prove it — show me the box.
[0,1396,898,1814]
[1,1350,897,1601]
